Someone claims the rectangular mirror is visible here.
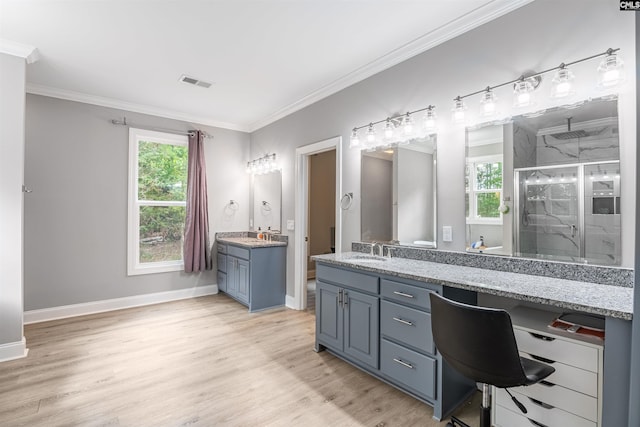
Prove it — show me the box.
[361,136,437,247]
[253,171,282,232]
[465,96,620,266]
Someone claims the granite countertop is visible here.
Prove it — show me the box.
[217,236,287,248]
[313,252,633,320]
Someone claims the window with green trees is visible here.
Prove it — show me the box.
[128,128,188,275]
[465,155,503,223]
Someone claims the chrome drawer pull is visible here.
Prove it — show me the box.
[528,419,549,427]
[528,397,555,410]
[539,380,555,387]
[393,291,414,298]
[530,354,555,364]
[529,332,555,341]
[393,358,414,369]
[392,317,414,326]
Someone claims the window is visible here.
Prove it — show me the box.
[465,155,503,224]
[128,128,188,275]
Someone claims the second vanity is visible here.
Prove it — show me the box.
[312,250,633,425]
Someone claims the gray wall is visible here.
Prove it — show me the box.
[249,0,636,297]
[24,95,250,310]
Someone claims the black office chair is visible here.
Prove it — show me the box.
[429,293,556,427]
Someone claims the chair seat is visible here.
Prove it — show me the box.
[521,356,556,386]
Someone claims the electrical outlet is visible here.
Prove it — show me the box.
[287,219,295,231]
[442,226,453,242]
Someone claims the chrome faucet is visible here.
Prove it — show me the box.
[371,242,384,257]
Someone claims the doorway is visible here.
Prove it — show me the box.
[294,136,342,311]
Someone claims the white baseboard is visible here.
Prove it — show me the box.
[0,337,28,362]
[285,294,299,310]
[24,285,218,324]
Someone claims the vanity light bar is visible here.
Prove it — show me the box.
[246,153,278,175]
[350,105,436,150]
[452,47,623,124]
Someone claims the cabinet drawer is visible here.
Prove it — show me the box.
[217,253,227,273]
[380,339,436,400]
[316,264,379,294]
[514,328,599,372]
[380,279,438,311]
[380,300,434,355]
[511,381,598,422]
[521,352,598,397]
[228,245,250,260]
[217,243,227,254]
[494,401,596,427]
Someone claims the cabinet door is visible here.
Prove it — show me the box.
[236,258,250,304]
[344,289,379,369]
[217,271,227,293]
[316,281,343,351]
[227,257,238,297]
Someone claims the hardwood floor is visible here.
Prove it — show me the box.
[0,294,479,426]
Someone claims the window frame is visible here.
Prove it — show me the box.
[127,128,188,276]
[466,154,503,225]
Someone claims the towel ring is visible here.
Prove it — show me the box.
[261,200,272,212]
[340,192,353,210]
[224,200,239,216]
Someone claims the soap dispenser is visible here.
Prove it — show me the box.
[257,227,263,240]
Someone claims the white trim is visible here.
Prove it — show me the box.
[24,285,218,325]
[0,337,28,362]
[26,84,248,132]
[0,39,39,63]
[285,295,297,310]
[247,0,534,132]
[127,128,188,276]
[293,136,342,310]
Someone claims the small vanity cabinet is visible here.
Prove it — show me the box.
[493,306,604,427]
[315,261,477,421]
[216,239,286,312]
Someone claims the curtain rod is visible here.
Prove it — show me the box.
[110,117,214,139]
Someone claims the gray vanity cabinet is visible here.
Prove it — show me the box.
[316,265,380,370]
[315,262,476,421]
[216,241,286,312]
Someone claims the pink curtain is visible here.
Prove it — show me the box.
[183,130,212,272]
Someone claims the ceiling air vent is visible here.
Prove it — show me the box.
[179,75,212,89]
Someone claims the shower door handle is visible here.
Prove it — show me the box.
[570,224,577,238]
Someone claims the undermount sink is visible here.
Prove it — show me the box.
[346,254,388,263]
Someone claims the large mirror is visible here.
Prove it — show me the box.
[361,136,437,247]
[253,171,282,232]
[465,97,620,265]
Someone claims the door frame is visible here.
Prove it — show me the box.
[293,136,342,310]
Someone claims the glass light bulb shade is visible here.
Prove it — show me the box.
[550,68,575,99]
[597,52,625,89]
[451,98,467,124]
[366,125,377,144]
[402,114,414,136]
[479,89,498,117]
[349,129,360,148]
[424,109,437,132]
[384,120,394,139]
[513,79,535,108]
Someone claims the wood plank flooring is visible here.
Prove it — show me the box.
[0,294,479,426]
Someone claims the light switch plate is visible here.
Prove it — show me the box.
[442,226,452,242]
[249,218,253,227]
[287,219,295,231]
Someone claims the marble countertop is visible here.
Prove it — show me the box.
[313,252,633,320]
[217,236,287,248]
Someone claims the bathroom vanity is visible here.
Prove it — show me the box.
[313,250,632,424]
[216,234,286,312]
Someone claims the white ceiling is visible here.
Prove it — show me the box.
[1,0,531,132]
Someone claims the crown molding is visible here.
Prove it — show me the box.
[0,39,39,63]
[247,0,534,133]
[26,83,250,133]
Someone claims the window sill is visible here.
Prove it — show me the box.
[128,261,184,276]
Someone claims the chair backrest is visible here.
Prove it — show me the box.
[429,293,529,388]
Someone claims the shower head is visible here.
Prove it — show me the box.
[549,117,606,140]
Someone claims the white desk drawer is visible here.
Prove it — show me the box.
[514,328,599,372]
[521,352,598,397]
[494,400,596,427]
[511,381,598,422]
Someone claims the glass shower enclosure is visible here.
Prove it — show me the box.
[515,160,621,265]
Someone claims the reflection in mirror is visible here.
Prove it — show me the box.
[361,136,437,247]
[465,96,620,266]
[253,171,281,232]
